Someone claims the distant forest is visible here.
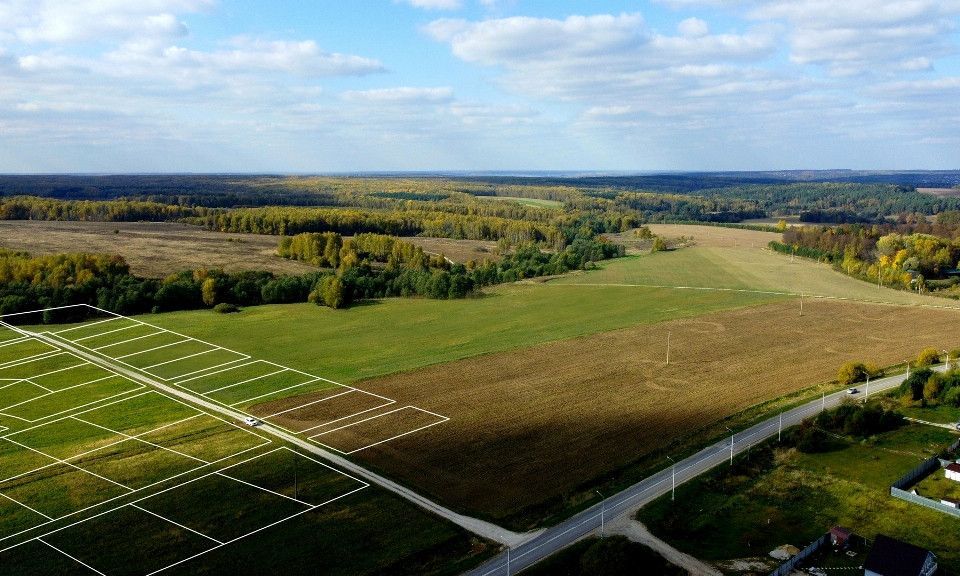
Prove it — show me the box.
[3,172,960,312]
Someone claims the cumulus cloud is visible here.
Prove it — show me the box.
[342,87,454,104]
[395,0,463,10]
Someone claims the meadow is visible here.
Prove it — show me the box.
[637,423,960,571]
[0,322,493,575]
[559,224,952,309]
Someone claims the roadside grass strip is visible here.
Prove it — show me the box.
[53,317,143,342]
[0,376,144,423]
[0,538,97,575]
[255,389,396,434]
[174,360,281,394]
[0,353,87,383]
[43,505,218,576]
[310,406,450,454]
[206,370,323,406]
[0,339,58,367]
[148,348,248,381]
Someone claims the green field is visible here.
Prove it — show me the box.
[638,423,960,570]
[140,283,781,383]
[0,327,494,575]
[558,247,944,307]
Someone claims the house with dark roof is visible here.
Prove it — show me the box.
[864,535,937,576]
[830,525,852,548]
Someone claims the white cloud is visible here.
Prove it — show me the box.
[396,0,463,10]
[3,0,214,44]
[678,17,710,38]
[341,87,454,104]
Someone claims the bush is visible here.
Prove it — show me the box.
[945,387,960,407]
[901,368,933,401]
[837,361,870,386]
[916,348,941,368]
[212,302,239,314]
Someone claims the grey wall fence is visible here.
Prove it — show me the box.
[889,437,960,518]
[768,534,830,576]
[890,487,960,519]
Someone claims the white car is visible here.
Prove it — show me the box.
[243,417,261,427]
[847,388,859,395]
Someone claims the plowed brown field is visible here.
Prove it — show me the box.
[329,298,960,524]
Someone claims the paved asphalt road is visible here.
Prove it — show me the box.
[464,366,945,576]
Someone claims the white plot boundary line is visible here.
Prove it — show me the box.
[173,360,262,387]
[0,491,53,520]
[92,330,168,351]
[115,338,193,360]
[52,316,125,335]
[0,377,146,424]
[269,391,395,434]
[204,368,290,396]
[0,336,29,349]
[8,304,448,453]
[0,373,119,413]
[2,446,368,576]
[0,387,274,544]
[0,349,62,371]
[226,377,331,408]
[130,504,225,544]
[73,323,141,343]
[38,538,108,576]
[310,406,450,455]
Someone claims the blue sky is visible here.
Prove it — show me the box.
[0,0,958,172]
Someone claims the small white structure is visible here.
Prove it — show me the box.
[946,463,960,482]
[940,498,960,509]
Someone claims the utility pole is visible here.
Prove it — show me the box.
[506,546,510,576]
[666,332,671,366]
[724,426,734,465]
[294,454,299,500]
[865,375,870,401]
[822,390,826,413]
[799,292,803,317]
[595,490,605,538]
[667,456,676,502]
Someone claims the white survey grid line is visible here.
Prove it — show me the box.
[0,381,146,424]
[14,357,89,383]
[174,360,261,387]
[0,373,120,413]
[113,338,194,360]
[37,538,107,576]
[312,407,450,455]
[164,357,250,382]
[227,377,332,408]
[129,504,225,545]
[0,423,270,545]
[72,416,211,465]
[72,323,141,343]
[203,368,290,396]
[141,348,220,371]
[1,390,157,438]
[26,380,53,393]
[92,330,168,351]
[3,436,134,492]
[277,396,396,434]
[0,491,53,520]
[53,316,125,336]
[0,350,63,371]
[0,336,29,348]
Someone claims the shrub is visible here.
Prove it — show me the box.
[901,368,933,400]
[212,302,239,314]
[837,361,870,386]
[916,348,941,368]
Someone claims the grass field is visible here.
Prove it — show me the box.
[0,221,316,278]
[0,319,494,575]
[142,283,781,383]
[637,423,960,571]
[558,224,956,308]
